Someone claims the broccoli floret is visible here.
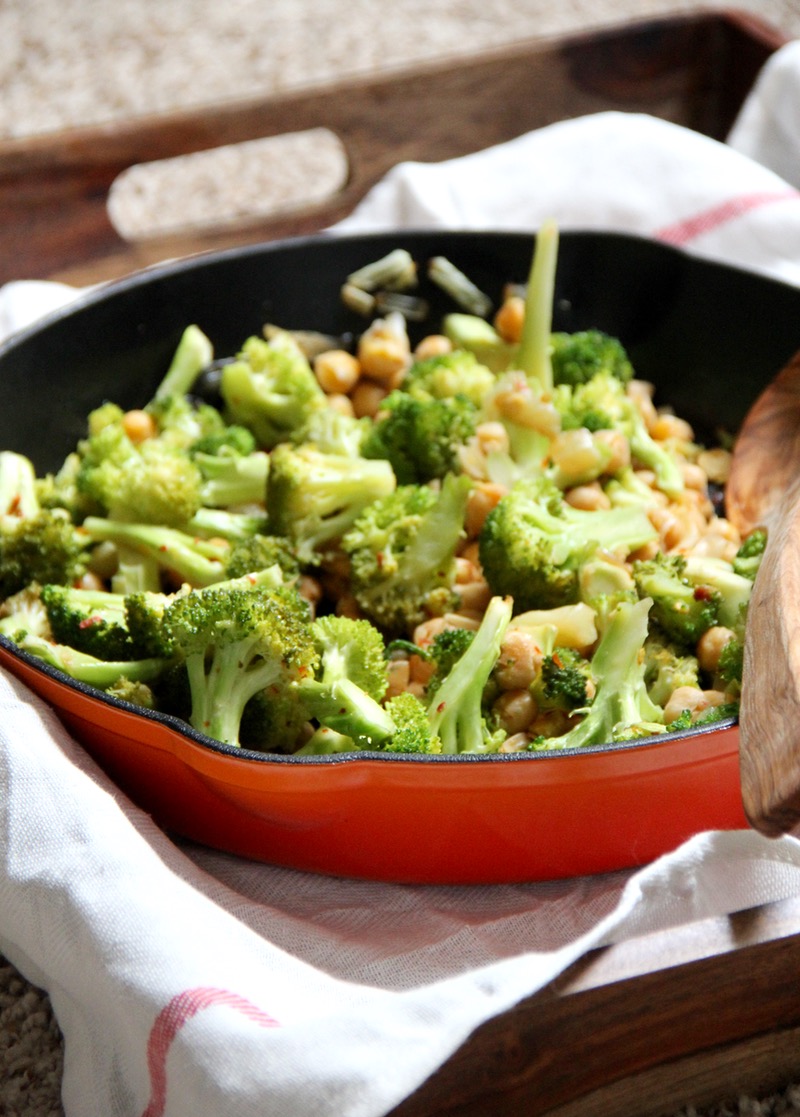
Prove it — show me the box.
[560,373,684,497]
[718,635,744,689]
[550,330,634,387]
[0,452,87,598]
[442,315,514,374]
[427,594,513,753]
[643,635,701,708]
[105,677,157,710]
[153,324,215,402]
[731,528,768,581]
[13,631,167,690]
[192,448,269,508]
[382,691,442,754]
[342,473,471,636]
[362,390,477,484]
[225,533,300,582]
[0,584,52,640]
[426,627,476,694]
[479,474,657,612]
[681,555,754,629]
[191,424,256,458]
[294,615,393,747]
[632,553,720,648]
[77,418,203,526]
[529,597,665,750]
[82,517,230,589]
[578,557,638,633]
[220,331,327,449]
[535,646,593,712]
[293,408,373,458]
[188,507,268,542]
[40,583,131,661]
[266,442,396,564]
[402,349,496,407]
[161,577,317,747]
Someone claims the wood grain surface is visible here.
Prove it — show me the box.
[0,10,784,288]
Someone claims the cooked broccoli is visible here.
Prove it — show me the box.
[550,330,634,387]
[191,424,257,458]
[188,507,268,542]
[293,408,372,458]
[479,474,657,612]
[0,451,87,598]
[529,597,665,750]
[13,631,167,690]
[442,311,514,374]
[534,646,593,711]
[361,390,477,484]
[382,691,442,754]
[220,331,327,449]
[76,416,203,526]
[82,517,230,589]
[559,372,684,497]
[294,615,393,747]
[732,528,768,581]
[643,635,701,708]
[342,473,471,636]
[225,533,300,582]
[266,442,396,564]
[192,448,269,508]
[161,577,317,747]
[515,218,560,393]
[578,556,638,632]
[427,594,512,753]
[105,677,158,710]
[0,584,52,640]
[681,555,754,629]
[40,583,131,660]
[153,324,215,402]
[632,553,719,648]
[425,626,475,694]
[402,349,496,407]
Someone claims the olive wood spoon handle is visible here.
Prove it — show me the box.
[726,349,800,837]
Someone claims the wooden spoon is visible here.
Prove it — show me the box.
[726,349,800,837]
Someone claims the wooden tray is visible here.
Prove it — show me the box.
[0,7,786,287]
[3,7,799,1115]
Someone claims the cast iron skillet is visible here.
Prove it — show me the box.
[0,230,796,884]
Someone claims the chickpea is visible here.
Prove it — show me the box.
[663,685,726,725]
[493,294,526,343]
[493,689,537,735]
[414,334,452,361]
[350,379,389,419]
[122,409,156,443]
[565,483,611,512]
[465,481,507,538]
[313,349,361,395]
[495,629,543,691]
[385,656,411,699]
[696,626,736,675]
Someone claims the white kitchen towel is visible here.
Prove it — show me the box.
[5,43,800,1117]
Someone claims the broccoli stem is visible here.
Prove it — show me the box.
[153,325,214,401]
[187,636,284,746]
[428,594,512,753]
[83,517,229,588]
[516,219,559,394]
[16,632,165,688]
[0,451,40,521]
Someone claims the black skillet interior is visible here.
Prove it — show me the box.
[1,229,799,477]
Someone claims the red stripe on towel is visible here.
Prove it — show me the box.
[141,986,280,1117]
[654,190,799,245]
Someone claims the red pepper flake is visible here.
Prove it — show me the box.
[436,701,447,714]
[693,586,714,601]
[551,651,563,668]
[79,614,104,629]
